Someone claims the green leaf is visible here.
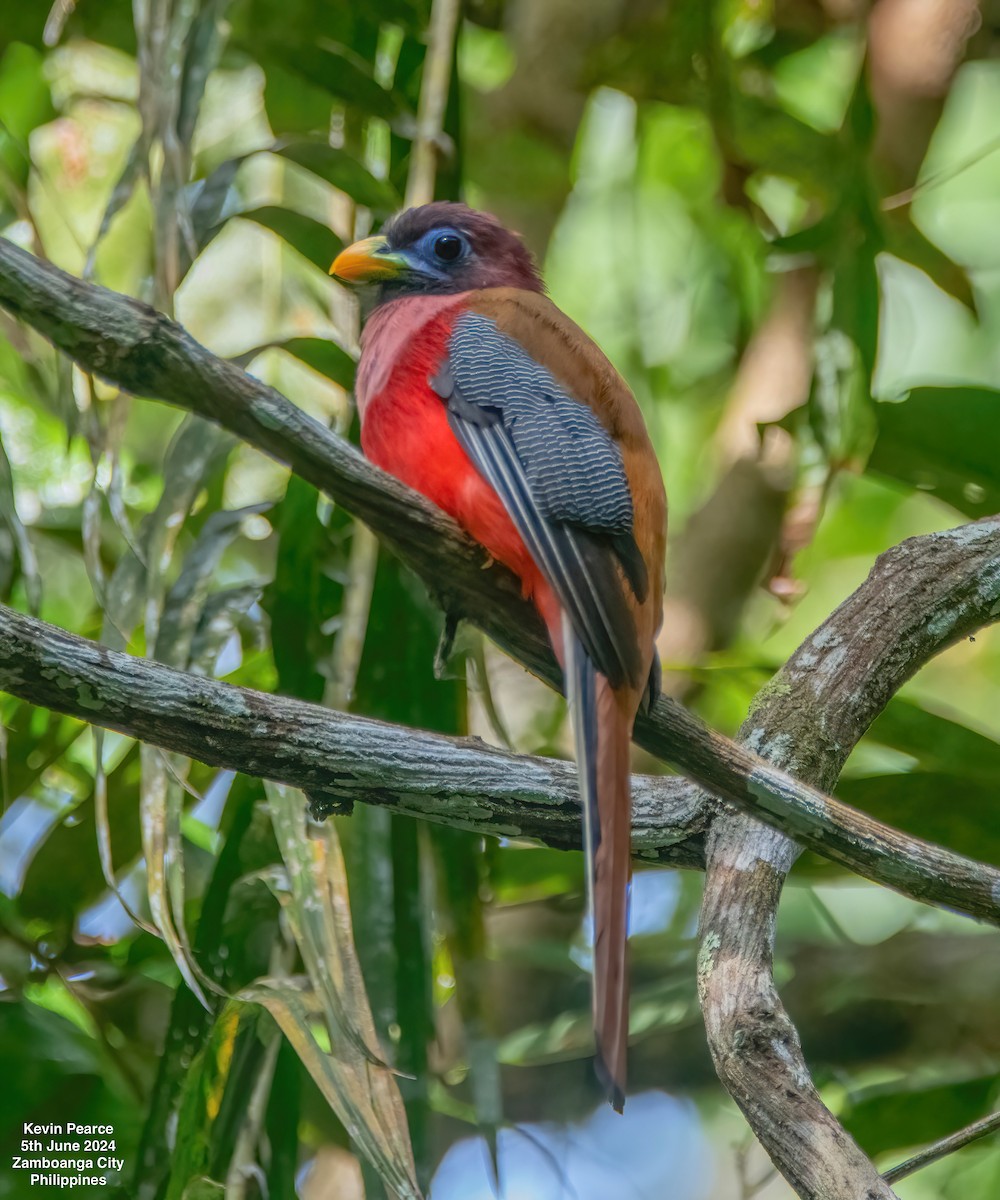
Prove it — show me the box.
[866,699,1000,781]
[809,328,876,468]
[491,844,582,904]
[132,778,275,1200]
[499,975,699,1066]
[843,1074,996,1159]
[101,415,234,651]
[884,214,975,312]
[189,155,248,256]
[164,1001,249,1200]
[156,503,268,670]
[238,206,343,272]
[19,743,143,922]
[234,337,356,391]
[275,337,357,390]
[729,96,839,196]
[180,1181,226,1200]
[177,0,231,148]
[275,141,399,213]
[0,997,102,1133]
[837,772,1000,867]
[140,744,210,1008]
[261,58,336,136]
[260,474,347,702]
[0,428,40,613]
[265,1040,301,1200]
[263,782,385,1065]
[255,783,422,1198]
[265,42,403,122]
[869,387,1000,517]
[0,43,55,189]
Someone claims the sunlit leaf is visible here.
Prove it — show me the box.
[0,430,40,613]
[237,337,356,390]
[263,782,385,1064]
[241,983,421,1200]
[281,337,357,388]
[140,745,209,1008]
[0,43,54,189]
[84,136,145,278]
[275,141,399,212]
[254,781,421,1198]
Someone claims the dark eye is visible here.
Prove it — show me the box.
[433,234,464,262]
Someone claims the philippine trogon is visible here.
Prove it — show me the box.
[331,202,666,1110]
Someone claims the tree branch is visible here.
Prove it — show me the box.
[0,505,998,921]
[0,600,710,861]
[698,521,1000,1199]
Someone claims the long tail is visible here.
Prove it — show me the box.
[564,618,633,1112]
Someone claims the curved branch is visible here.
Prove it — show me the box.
[0,603,705,865]
[698,523,1000,1199]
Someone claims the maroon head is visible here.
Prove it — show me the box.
[330,202,543,303]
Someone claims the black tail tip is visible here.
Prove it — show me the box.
[595,1051,626,1113]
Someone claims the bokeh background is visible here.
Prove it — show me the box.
[1,1,1000,1197]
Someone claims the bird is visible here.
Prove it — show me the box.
[331,202,666,1110]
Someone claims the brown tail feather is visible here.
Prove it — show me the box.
[562,617,635,1110]
[592,675,632,1111]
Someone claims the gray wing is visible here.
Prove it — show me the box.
[431,310,647,690]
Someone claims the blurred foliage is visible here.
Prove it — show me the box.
[1,1,1000,1198]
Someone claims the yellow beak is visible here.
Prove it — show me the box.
[329,236,408,283]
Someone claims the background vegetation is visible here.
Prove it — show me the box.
[1,0,1000,1197]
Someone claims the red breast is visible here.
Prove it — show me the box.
[359,296,562,640]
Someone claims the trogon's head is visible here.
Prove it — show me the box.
[330,202,543,303]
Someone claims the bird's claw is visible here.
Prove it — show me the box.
[306,791,354,821]
[434,611,461,679]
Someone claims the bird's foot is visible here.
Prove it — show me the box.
[434,611,462,680]
[306,791,354,821]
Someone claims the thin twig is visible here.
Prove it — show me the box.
[404,0,461,209]
[883,1109,1000,1185]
